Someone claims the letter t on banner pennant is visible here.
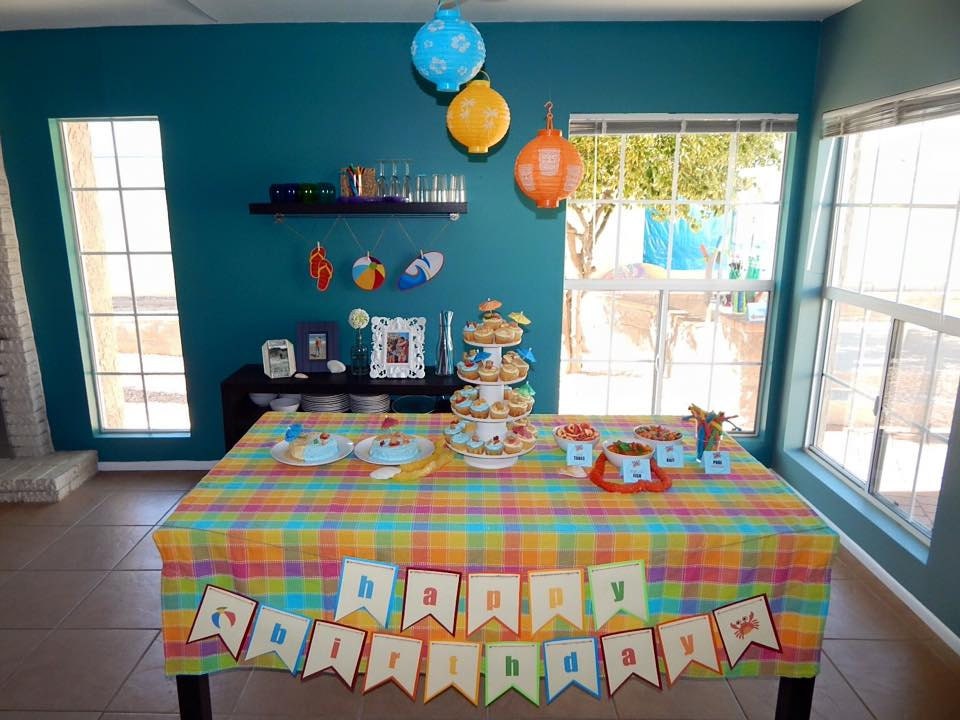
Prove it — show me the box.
[301,620,367,689]
[587,560,649,630]
[244,606,312,674]
[528,569,584,633]
[334,557,399,628]
[712,594,782,668]
[363,633,423,700]
[187,584,258,661]
[401,568,461,635]
[467,573,520,636]
[424,641,482,706]
[600,628,661,694]
[484,642,540,707]
[656,614,722,686]
[543,637,601,703]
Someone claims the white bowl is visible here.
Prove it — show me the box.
[633,425,684,446]
[249,393,278,407]
[552,425,602,451]
[270,397,300,411]
[602,439,655,468]
[279,393,302,400]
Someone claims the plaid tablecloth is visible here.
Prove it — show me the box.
[155,412,837,678]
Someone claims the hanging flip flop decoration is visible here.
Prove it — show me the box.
[352,252,387,291]
[395,219,451,291]
[309,243,334,291]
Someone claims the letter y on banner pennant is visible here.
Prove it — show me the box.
[187,584,258,661]
[301,620,367,689]
[543,637,601,703]
[712,594,782,668]
[656,614,722,686]
[401,568,461,635]
[363,633,423,700]
[528,569,584,633]
[587,560,649,630]
[484,642,540,707]
[424,641,481,706]
[334,557,399,628]
[244,606,311,673]
[467,573,520,636]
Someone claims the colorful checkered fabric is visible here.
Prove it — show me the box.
[156,412,837,678]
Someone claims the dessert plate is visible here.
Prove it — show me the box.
[270,436,354,467]
[354,436,435,466]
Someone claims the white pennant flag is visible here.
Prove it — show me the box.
[528,569,584,633]
[424,641,481,705]
[587,561,648,630]
[713,594,781,668]
[244,606,311,673]
[484,642,540,707]
[543,638,601,703]
[467,573,520,635]
[301,620,367,688]
[363,633,423,699]
[656,614,721,686]
[334,557,399,627]
[187,585,258,660]
[401,569,461,634]
[600,628,661,694]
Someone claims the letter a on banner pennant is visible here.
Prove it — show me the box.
[528,569,584,633]
[334,557,399,627]
[587,560,649,630]
[484,642,540,707]
[424,641,482,705]
[656,614,722,686]
[599,628,661,694]
[244,606,312,673]
[712,594,782,668]
[543,637,601,703]
[363,633,423,700]
[467,573,521,635]
[187,584,258,660]
[301,620,367,689]
[401,568,461,634]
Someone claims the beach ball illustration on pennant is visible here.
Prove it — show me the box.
[411,3,485,92]
[352,254,386,291]
[447,75,510,154]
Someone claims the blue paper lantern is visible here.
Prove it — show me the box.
[411,3,485,93]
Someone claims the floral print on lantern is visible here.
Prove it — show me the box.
[517,165,536,191]
[411,5,485,92]
[537,148,562,176]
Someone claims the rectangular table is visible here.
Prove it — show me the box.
[156,412,837,719]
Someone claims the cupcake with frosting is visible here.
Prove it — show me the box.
[466,434,484,454]
[469,399,490,419]
[494,326,514,344]
[490,401,509,419]
[462,321,478,342]
[478,361,499,383]
[513,424,538,451]
[460,385,478,400]
[473,325,495,344]
[508,398,527,417]
[482,312,502,329]
[457,359,480,380]
[500,363,520,381]
[444,420,466,439]
[453,396,473,416]
[504,434,523,454]
[484,436,504,455]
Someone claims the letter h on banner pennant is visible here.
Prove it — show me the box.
[334,557,399,628]
[301,620,368,689]
[186,584,258,661]
[528,569,584,633]
[466,573,521,635]
[401,568,461,635]
[484,642,540,707]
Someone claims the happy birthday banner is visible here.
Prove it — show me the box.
[186,557,781,705]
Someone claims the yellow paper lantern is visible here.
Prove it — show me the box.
[514,101,585,209]
[446,77,511,154]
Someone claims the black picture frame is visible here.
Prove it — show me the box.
[296,321,339,373]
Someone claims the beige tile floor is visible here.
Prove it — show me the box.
[0,471,958,720]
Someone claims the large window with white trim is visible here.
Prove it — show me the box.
[560,115,794,432]
[58,118,190,432]
[809,83,960,536]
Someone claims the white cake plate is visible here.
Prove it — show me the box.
[354,436,435,466]
[451,407,532,423]
[445,440,534,469]
[463,338,521,349]
[270,436,355,467]
[456,371,528,386]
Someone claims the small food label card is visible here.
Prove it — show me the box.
[621,457,652,484]
[702,451,731,474]
[566,442,593,467]
[655,443,684,468]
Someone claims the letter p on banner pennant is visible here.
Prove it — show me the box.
[655,614,722,686]
[528,569,584,633]
[467,573,520,635]
[187,584,258,661]
[712,594,782,668]
[363,633,423,700]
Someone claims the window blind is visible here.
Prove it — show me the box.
[569,114,797,136]
[821,79,960,138]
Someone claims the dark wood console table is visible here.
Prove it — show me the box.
[220,364,462,450]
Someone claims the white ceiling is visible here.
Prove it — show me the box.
[0,0,861,31]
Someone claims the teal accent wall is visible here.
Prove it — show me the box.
[0,21,820,461]
[775,0,960,635]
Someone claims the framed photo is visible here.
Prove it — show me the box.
[370,316,426,379]
[261,339,296,379]
[296,321,340,373]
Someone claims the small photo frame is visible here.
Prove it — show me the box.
[262,339,296,379]
[296,322,340,373]
[370,316,426,379]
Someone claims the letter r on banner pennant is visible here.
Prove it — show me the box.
[363,634,423,699]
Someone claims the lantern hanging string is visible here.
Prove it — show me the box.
[544,101,555,130]
[395,218,452,255]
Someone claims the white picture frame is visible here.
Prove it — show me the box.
[261,339,297,379]
[370,316,426,379]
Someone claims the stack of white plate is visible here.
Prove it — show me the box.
[300,394,350,412]
[349,394,391,413]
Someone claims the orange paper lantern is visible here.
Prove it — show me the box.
[514,102,585,209]
[447,77,511,154]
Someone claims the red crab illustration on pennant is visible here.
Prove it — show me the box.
[730,611,761,640]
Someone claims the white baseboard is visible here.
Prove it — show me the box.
[97,461,217,471]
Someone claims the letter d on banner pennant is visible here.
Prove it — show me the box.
[424,641,482,705]
[656,614,722,686]
[467,573,520,635]
[712,594,782,668]
[334,557,399,628]
[363,633,423,700]
[587,560,649,630]
[401,568,461,635]
[301,620,367,689]
[187,584,258,661]
[543,638,601,703]
[484,642,539,707]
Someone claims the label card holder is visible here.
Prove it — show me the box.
[566,442,593,467]
[655,443,684,468]
[621,457,652,484]
[702,451,731,474]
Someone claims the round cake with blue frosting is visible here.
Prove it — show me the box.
[369,432,420,463]
[289,432,339,463]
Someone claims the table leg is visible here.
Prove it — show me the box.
[176,674,212,720]
[775,676,815,720]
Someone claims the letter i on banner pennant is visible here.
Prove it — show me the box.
[600,628,661,695]
[363,633,423,700]
[543,638,601,703]
[187,584,258,661]
[528,569,584,633]
[301,620,368,689]
[655,614,722,686]
[244,606,312,674]
[424,641,482,706]
[712,594,782,668]
[401,568,461,635]
[587,560,649,630]
[466,573,521,636]
[484,642,540,707]
[334,557,399,628]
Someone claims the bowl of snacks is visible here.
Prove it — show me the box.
[602,439,654,468]
[633,424,683,446]
[553,422,601,451]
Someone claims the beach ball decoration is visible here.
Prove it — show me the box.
[447,76,510,154]
[352,254,386,291]
[411,2,485,92]
[514,101,585,209]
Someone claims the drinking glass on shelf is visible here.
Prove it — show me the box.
[376,160,386,199]
[402,160,413,202]
[390,159,401,197]
[415,174,428,202]
[456,174,466,203]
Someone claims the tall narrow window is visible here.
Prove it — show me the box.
[561,115,794,432]
[59,118,190,432]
